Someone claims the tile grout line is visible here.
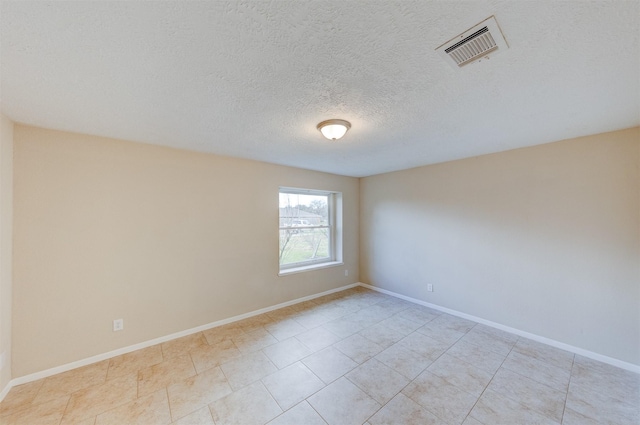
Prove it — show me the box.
[388,324,473,425]
[266,295,399,424]
[499,349,571,395]
[163,387,171,425]
[458,334,520,425]
[356,301,449,422]
[560,354,576,424]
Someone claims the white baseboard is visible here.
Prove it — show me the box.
[359,282,640,374]
[1,282,360,399]
[0,379,12,402]
[3,280,636,401]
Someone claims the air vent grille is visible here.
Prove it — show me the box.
[436,16,508,69]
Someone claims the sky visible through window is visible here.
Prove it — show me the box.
[279,193,322,208]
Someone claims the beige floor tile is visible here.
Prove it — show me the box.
[322,317,367,339]
[378,315,422,336]
[320,304,359,320]
[209,381,282,425]
[397,331,452,360]
[374,298,413,315]
[290,298,324,311]
[137,354,197,397]
[368,393,444,425]
[358,323,404,348]
[32,360,109,405]
[470,389,560,425]
[290,310,333,329]
[327,295,361,307]
[355,304,394,322]
[74,418,97,425]
[295,326,343,352]
[561,406,601,425]
[61,374,138,423]
[347,307,389,325]
[565,381,639,425]
[220,351,278,390]
[262,337,312,369]
[172,406,214,425]
[302,347,358,384]
[427,354,493,397]
[94,389,171,425]
[488,368,566,422]
[375,342,433,380]
[396,306,441,325]
[346,358,409,404]
[236,314,273,333]
[347,309,385,328]
[571,355,640,406]
[189,339,241,373]
[513,338,574,371]
[416,322,467,345]
[267,401,327,425]
[107,345,164,380]
[446,338,507,374]
[461,416,484,425]
[231,328,278,353]
[312,294,337,305]
[262,362,325,410]
[0,379,44,416]
[265,318,307,341]
[474,324,519,341]
[334,334,384,364]
[502,351,570,392]
[0,396,69,425]
[167,366,232,421]
[202,323,243,345]
[573,354,639,380]
[308,377,381,425]
[459,325,518,356]
[429,314,476,333]
[161,333,208,360]
[402,371,478,424]
[265,305,299,321]
[290,299,321,312]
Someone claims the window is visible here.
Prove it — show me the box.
[279,187,342,274]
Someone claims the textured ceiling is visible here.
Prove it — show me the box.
[1,1,638,177]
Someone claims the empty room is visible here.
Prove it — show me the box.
[0,1,638,424]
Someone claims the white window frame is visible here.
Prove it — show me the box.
[278,187,343,275]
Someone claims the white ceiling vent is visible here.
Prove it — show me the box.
[436,16,508,69]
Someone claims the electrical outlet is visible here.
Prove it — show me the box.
[113,319,124,332]
[427,284,433,292]
[344,269,349,277]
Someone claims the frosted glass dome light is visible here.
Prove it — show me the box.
[317,119,351,140]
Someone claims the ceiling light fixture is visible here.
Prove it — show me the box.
[317,119,351,140]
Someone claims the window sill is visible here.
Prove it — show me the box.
[278,261,344,276]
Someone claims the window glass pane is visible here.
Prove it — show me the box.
[279,227,330,266]
[279,193,329,227]
[279,192,331,267]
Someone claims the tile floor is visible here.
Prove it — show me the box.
[1,287,638,424]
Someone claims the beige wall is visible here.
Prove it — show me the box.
[360,128,640,365]
[11,123,640,376]
[13,125,359,377]
[0,115,13,389]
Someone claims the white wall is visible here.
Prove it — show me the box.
[13,125,359,377]
[360,128,640,365]
[0,114,13,390]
